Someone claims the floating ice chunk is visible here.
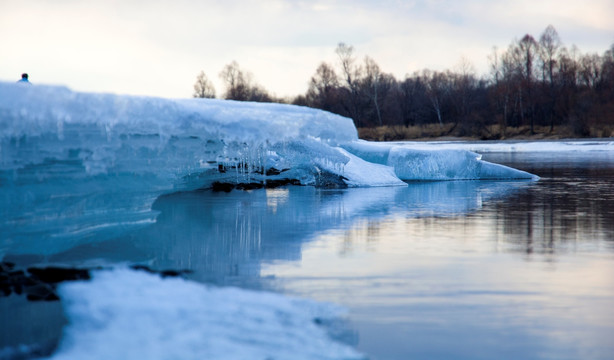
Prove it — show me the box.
[388,139,614,153]
[388,147,537,180]
[49,268,364,360]
[342,141,538,180]
[335,147,406,187]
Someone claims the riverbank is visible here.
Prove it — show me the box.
[358,124,614,141]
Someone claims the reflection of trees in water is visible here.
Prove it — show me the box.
[340,219,381,256]
[332,181,534,256]
[492,171,614,255]
[332,167,613,260]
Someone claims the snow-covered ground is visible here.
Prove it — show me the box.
[48,268,363,360]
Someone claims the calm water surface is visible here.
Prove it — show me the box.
[3,147,614,359]
[262,151,614,360]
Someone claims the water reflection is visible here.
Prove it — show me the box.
[4,149,614,359]
[257,155,614,360]
[491,180,614,256]
[26,181,532,288]
[483,153,614,257]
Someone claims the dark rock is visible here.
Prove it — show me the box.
[130,264,155,274]
[1,262,92,302]
[265,168,282,176]
[131,264,192,278]
[24,283,58,302]
[236,182,264,190]
[315,171,349,189]
[1,284,11,296]
[211,181,235,192]
[28,267,91,283]
[264,179,301,188]
[0,261,15,272]
[9,270,26,278]
[14,283,23,295]
[1,262,192,303]
[0,273,9,291]
[213,179,302,192]
[160,270,182,278]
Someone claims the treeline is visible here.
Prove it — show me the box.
[194,25,614,139]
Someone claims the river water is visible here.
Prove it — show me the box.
[2,141,614,359]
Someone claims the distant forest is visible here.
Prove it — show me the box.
[194,25,614,140]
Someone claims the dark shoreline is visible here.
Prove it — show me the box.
[1,262,193,303]
[357,124,614,142]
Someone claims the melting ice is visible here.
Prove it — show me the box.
[0,82,536,250]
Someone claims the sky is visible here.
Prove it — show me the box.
[1,0,613,99]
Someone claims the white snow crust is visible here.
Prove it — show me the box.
[47,268,363,360]
[387,139,614,153]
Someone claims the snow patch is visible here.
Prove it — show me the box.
[48,268,363,360]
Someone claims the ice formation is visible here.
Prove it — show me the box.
[0,82,536,249]
[341,141,536,180]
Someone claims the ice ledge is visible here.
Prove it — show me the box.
[0,83,537,249]
[341,140,538,181]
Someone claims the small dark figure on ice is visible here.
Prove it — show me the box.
[17,73,31,84]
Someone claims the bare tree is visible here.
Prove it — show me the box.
[336,43,359,90]
[452,56,478,120]
[199,30,614,138]
[219,61,251,101]
[600,44,614,98]
[488,46,502,85]
[579,53,602,89]
[539,25,562,84]
[489,47,510,135]
[218,61,272,102]
[335,42,362,125]
[423,70,450,127]
[306,62,340,111]
[508,34,540,132]
[362,56,383,126]
[193,71,216,98]
[398,74,430,126]
[518,34,539,82]
[539,25,562,130]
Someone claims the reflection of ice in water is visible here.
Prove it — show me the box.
[266,188,289,213]
[260,175,614,360]
[40,181,531,286]
[24,180,529,360]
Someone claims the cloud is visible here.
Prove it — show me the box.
[1,0,612,98]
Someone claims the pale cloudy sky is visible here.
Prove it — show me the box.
[1,0,612,99]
